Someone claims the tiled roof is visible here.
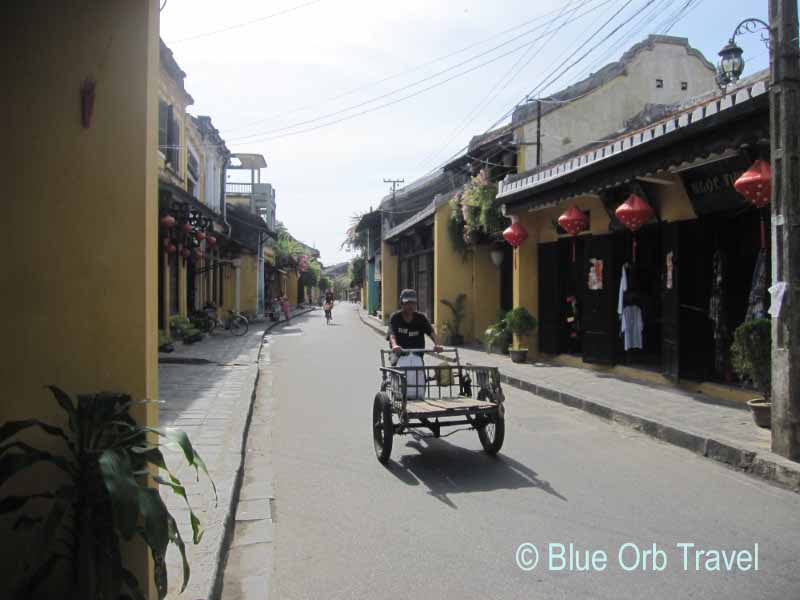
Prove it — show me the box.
[497,74,769,203]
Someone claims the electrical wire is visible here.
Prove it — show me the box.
[169,0,325,44]
[417,0,657,179]
[413,0,591,173]
[222,2,605,134]
[224,1,614,143]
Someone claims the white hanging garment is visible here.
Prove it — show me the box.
[620,305,643,351]
[618,265,628,316]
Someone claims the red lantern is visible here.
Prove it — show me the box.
[196,231,206,241]
[180,248,191,258]
[502,221,528,248]
[193,248,204,260]
[558,205,589,262]
[616,193,654,262]
[206,235,217,247]
[160,215,176,229]
[166,243,177,254]
[181,223,193,235]
[734,159,771,208]
[735,159,771,248]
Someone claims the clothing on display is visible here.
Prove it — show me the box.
[708,249,731,377]
[745,248,769,320]
[617,264,628,316]
[620,305,644,351]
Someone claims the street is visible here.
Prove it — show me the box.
[261,306,800,600]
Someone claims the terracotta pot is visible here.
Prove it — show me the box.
[510,348,528,364]
[747,398,771,429]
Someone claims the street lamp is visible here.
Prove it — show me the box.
[716,18,770,88]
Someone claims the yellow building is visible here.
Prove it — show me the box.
[157,40,234,333]
[3,0,159,595]
[497,74,770,401]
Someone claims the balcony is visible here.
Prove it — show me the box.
[226,182,253,195]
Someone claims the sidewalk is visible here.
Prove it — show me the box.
[357,308,800,493]
[159,307,312,599]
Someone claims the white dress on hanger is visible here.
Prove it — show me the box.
[621,305,643,351]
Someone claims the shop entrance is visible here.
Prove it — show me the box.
[676,208,768,382]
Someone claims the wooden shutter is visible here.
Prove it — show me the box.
[538,241,561,354]
[582,234,618,365]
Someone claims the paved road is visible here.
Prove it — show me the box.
[267,306,800,600]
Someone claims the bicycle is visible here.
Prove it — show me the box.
[196,306,249,336]
[324,302,333,325]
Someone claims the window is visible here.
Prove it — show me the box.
[656,79,664,89]
[187,145,199,198]
[158,99,180,170]
[681,81,688,91]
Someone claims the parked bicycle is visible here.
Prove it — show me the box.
[194,306,249,336]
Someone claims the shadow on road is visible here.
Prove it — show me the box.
[384,434,566,509]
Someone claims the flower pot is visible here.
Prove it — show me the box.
[510,348,528,363]
[746,398,771,429]
[158,343,175,353]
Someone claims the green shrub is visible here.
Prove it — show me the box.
[506,307,538,337]
[158,329,174,348]
[731,319,772,400]
[169,315,191,336]
[483,310,512,354]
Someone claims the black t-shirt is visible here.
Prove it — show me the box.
[388,310,433,350]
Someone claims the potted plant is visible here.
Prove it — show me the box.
[506,307,538,363]
[1,386,214,599]
[170,315,204,345]
[158,329,175,353]
[731,318,772,428]
[483,310,512,355]
[440,294,467,346]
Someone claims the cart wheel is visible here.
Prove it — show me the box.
[478,415,505,455]
[372,392,393,464]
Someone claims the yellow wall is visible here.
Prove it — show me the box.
[287,271,299,305]
[512,211,540,353]
[238,253,259,315]
[434,204,474,341]
[2,0,159,595]
[472,245,502,343]
[381,241,399,323]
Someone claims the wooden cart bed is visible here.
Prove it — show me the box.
[404,396,497,417]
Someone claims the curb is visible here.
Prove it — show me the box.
[205,307,315,600]
[355,309,800,493]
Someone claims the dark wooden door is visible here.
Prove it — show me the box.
[538,242,562,354]
[661,222,680,381]
[582,234,618,365]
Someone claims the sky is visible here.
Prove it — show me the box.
[160,0,770,266]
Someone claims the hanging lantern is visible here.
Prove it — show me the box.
[558,205,589,262]
[160,215,176,229]
[193,248,204,260]
[206,235,217,247]
[180,247,191,258]
[196,231,206,241]
[734,159,772,248]
[502,217,528,248]
[166,243,177,255]
[181,223,193,235]
[734,159,771,207]
[490,248,504,268]
[616,193,654,262]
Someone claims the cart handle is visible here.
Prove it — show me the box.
[381,348,459,356]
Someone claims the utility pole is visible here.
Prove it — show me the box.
[769,0,800,459]
[536,99,542,167]
[383,178,404,203]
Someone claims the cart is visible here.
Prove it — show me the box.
[373,348,505,464]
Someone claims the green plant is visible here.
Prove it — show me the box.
[158,330,174,348]
[451,169,509,248]
[1,386,214,599]
[506,307,538,338]
[168,315,191,337]
[440,294,467,340]
[731,319,772,400]
[483,310,512,354]
[350,256,366,288]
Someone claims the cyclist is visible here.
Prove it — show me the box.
[388,289,443,357]
[323,289,334,322]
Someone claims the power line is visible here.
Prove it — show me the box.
[413,0,592,173]
[224,3,612,144]
[222,2,602,134]
[169,0,325,44]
